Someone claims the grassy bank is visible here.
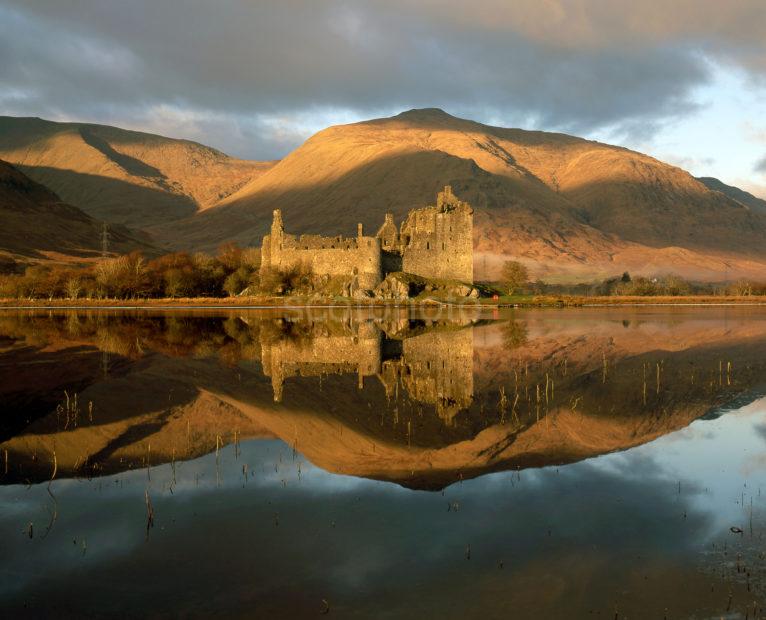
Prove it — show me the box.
[2,294,766,308]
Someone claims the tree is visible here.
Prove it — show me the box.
[660,274,692,296]
[65,276,82,300]
[94,252,148,298]
[730,280,753,296]
[163,268,189,298]
[223,267,251,297]
[240,247,261,270]
[217,242,242,272]
[500,261,529,296]
[502,320,527,349]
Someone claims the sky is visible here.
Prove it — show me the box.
[1,0,765,198]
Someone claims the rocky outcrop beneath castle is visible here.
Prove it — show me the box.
[373,272,480,301]
[352,287,374,300]
[374,273,424,300]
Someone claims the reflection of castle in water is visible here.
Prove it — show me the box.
[260,318,474,424]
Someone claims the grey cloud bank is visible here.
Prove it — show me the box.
[0,0,765,159]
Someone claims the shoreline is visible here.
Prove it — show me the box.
[2,295,766,309]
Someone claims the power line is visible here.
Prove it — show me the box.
[101,221,109,258]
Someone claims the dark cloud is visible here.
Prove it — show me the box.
[756,155,766,174]
[0,1,765,158]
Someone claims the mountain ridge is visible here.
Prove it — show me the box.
[0,116,275,230]
[697,176,766,214]
[160,108,766,281]
[2,110,765,282]
[0,158,155,269]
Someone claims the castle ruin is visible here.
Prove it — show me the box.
[260,317,475,425]
[259,186,473,290]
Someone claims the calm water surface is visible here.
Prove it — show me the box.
[1,307,766,618]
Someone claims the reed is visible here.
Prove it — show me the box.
[498,386,508,423]
[656,362,661,395]
[49,448,57,486]
[407,420,412,446]
[545,373,550,404]
[720,360,723,387]
[642,363,647,406]
[536,384,540,420]
[145,490,154,537]
[511,393,520,423]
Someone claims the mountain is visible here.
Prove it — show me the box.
[0,116,274,230]
[697,176,766,214]
[155,108,766,281]
[3,110,766,282]
[0,159,154,269]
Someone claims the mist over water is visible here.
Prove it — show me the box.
[1,307,765,618]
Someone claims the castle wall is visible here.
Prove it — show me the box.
[261,318,474,423]
[261,321,382,401]
[400,201,473,282]
[376,214,400,251]
[261,217,382,290]
[379,326,474,425]
[260,186,474,292]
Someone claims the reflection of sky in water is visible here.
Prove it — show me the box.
[1,397,765,616]
[597,396,766,530]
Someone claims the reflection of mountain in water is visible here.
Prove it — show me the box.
[2,309,766,490]
[262,318,474,424]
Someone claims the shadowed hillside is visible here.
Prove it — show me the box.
[697,176,766,214]
[161,108,766,281]
[0,160,155,267]
[0,116,274,229]
[3,111,766,282]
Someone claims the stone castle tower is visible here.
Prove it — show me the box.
[260,186,473,289]
[377,186,473,283]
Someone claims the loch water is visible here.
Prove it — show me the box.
[1,307,766,618]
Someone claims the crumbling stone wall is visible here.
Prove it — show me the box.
[261,212,382,290]
[260,186,474,291]
[380,326,474,425]
[400,186,473,282]
[376,186,473,283]
[261,320,382,402]
[261,318,474,424]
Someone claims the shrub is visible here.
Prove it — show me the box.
[223,267,252,296]
[257,263,314,295]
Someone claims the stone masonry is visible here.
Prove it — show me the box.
[260,186,473,290]
[260,317,474,425]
